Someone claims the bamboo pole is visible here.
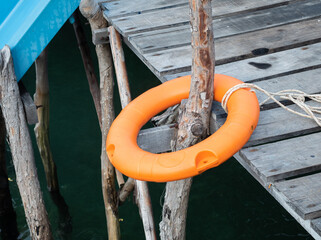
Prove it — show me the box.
[0,107,19,239]
[79,1,121,239]
[159,0,215,239]
[109,26,157,240]
[0,45,53,240]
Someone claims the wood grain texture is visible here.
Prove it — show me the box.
[105,0,296,36]
[311,218,321,236]
[137,124,174,153]
[142,18,321,78]
[18,81,38,125]
[34,49,59,192]
[102,0,187,19]
[164,41,321,82]
[240,132,321,183]
[274,173,321,220]
[124,0,321,52]
[0,46,52,240]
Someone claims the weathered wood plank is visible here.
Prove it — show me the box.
[273,173,321,220]
[311,218,321,236]
[125,0,321,55]
[106,0,311,36]
[164,41,321,82]
[138,125,174,153]
[102,0,187,18]
[240,133,321,183]
[234,151,321,239]
[140,18,321,78]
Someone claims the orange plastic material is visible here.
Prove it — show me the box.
[106,74,260,182]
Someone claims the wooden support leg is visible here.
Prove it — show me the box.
[0,45,53,240]
[71,9,125,187]
[160,0,215,239]
[79,1,120,239]
[71,10,102,126]
[108,26,156,240]
[0,107,19,239]
[34,48,72,238]
[34,48,58,192]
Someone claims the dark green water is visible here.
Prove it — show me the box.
[4,19,314,240]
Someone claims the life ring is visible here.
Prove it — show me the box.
[106,74,260,182]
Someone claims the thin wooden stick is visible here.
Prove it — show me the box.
[71,10,102,126]
[109,25,157,240]
[79,1,120,239]
[118,177,135,204]
[160,0,215,239]
[0,45,53,240]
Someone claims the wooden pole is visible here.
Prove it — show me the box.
[0,45,53,240]
[109,26,157,240]
[34,48,59,192]
[34,48,72,238]
[160,0,215,239]
[73,6,125,188]
[0,107,19,239]
[71,10,102,126]
[79,1,121,239]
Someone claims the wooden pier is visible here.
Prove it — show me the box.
[102,0,321,238]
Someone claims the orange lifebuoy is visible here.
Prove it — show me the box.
[106,74,260,182]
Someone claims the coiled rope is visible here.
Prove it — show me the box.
[221,83,321,127]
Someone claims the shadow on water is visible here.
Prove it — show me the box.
[1,14,315,240]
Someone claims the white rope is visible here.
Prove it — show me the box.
[221,83,321,127]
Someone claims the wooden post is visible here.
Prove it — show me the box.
[79,1,121,239]
[0,107,19,239]
[34,48,72,237]
[160,0,215,239]
[34,48,59,192]
[109,26,157,240]
[0,45,53,240]
[71,10,102,125]
[71,9,125,187]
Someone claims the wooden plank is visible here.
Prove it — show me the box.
[126,0,321,53]
[311,218,321,236]
[234,152,321,239]
[137,124,174,153]
[140,18,321,77]
[273,173,321,220]
[106,0,314,36]
[102,0,187,19]
[240,133,321,183]
[214,43,321,82]
[163,39,321,81]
